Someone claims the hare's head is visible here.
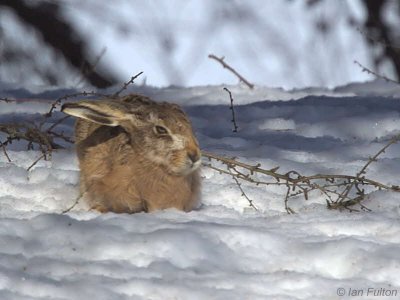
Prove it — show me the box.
[62,95,201,176]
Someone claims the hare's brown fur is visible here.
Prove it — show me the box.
[63,94,201,213]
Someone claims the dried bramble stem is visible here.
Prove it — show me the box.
[208,54,254,89]
[202,134,400,213]
[47,72,143,120]
[0,123,60,171]
[0,141,11,162]
[223,87,239,132]
[354,60,399,85]
[27,154,46,172]
[46,115,71,132]
[45,91,108,118]
[202,151,395,190]
[231,171,258,210]
[112,71,144,97]
[284,185,295,214]
[76,47,107,87]
[1,73,144,172]
[333,134,400,208]
[62,192,84,214]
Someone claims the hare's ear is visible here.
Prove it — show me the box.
[61,101,132,126]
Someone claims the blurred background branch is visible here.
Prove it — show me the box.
[0,0,120,87]
[1,0,400,88]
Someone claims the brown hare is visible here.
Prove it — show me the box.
[61,94,201,213]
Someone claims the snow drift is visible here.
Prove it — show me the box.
[0,80,399,299]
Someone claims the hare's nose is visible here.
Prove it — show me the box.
[187,150,200,163]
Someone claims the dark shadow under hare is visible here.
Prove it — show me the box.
[61,94,201,213]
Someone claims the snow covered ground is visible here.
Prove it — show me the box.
[1,80,400,299]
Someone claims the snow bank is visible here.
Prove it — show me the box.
[0,80,400,299]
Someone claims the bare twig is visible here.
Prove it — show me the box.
[27,154,46,172]
[45,91,107,118]
[47,130,74,144]
[284,186,295,214]
[76,47,107,87]
[231,171,258,210]
[0,123,64,169]
[112,71,144,97]
[0,123,62,149]
[354,60,400,85]
[223,87,239,132]
[62,194,82,214]
[0,142,11,162]
[46,115,71,133]
[208,54,254,89]
[202,142,400,213]
[336,134,400,206]
[202,151,393,188]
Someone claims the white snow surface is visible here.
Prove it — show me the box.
[1,80,400,299]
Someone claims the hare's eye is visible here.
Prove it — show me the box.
[155,125,168,135]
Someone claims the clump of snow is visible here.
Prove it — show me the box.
[0,80,400,299]
[259,118,296,131]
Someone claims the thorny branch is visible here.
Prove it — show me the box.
[202,133,400,213]
[27,154,46,172]
[62,192,84,214]
[76,47,108,87]
[223,87,239,132]
[0,123,61,150]
[1,73,143,170]
[45,91,108,118]
[354,60,400,85]
[230,170,258,211]
[112,71,144,97]
[0,123,61,166]
[330,134,400,210]
[0,141,11,162]
[208,54,254,89]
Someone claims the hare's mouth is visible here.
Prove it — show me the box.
[191,159,202,171]
[172,158,201,176]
